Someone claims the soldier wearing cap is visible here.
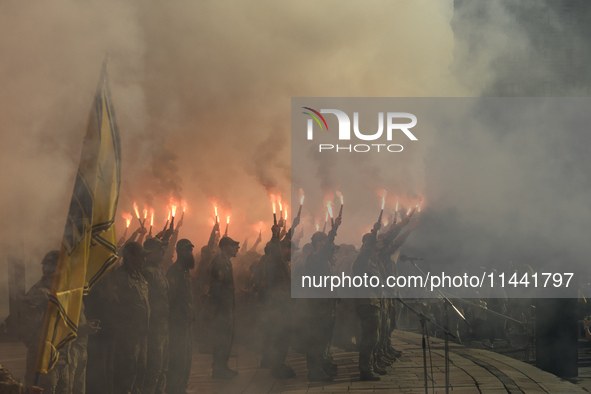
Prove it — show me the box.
[19,250,70,393]
[141,237,170,394]
[208,236,240,379]
[112,241,150,394]
[166,238,195,394]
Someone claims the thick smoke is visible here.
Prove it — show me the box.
[0,0,499,316]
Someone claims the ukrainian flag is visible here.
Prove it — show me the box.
[36,61,121,373]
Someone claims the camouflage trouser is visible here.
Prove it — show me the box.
[210,310,233,371]
[142,330,168,394]
[86,332,114,394]
[25,345,70,394]
[267,302,292,367]
[167,321,193,394]
[306,299,337,371]
[112,331,147,394]
[68,341,87,394]
[355,304,381,373]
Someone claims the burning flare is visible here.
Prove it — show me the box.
[327,201,333,218]
[284,205,288,220]
[122,213,132,228]
[226,215,230,224]
[406,207,412,216]
[381,194,386,210]
[150,209,154,227]
[336,191,344,205]
[171,204,177,218]
[133,202,140,219]
[143,208,148,220]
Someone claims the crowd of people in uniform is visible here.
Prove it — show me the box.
[15,206,424,393]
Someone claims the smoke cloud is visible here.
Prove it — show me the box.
[6,0,586,311]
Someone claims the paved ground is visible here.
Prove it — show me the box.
[2,330,587,393]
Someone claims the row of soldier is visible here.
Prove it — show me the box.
[18,207,421,393]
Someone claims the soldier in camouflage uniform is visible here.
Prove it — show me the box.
[376,213,419,363]
[141,237,170,394]
[208,236,240,379]
[68,301,100,394]
[265,231,297,379]
[19,250,70,394]
[353,223,385,381]
[304,216,342,382]
[112,242,150,394]
[0,364,43,394]
[166,238,195,393]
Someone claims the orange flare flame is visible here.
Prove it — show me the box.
[272,202,276,214]
[327,201,333,218]
[150,209,154,227]
[336,190,344,205]
[406,207,412,215]
[167,209,171,222]
[171,204,177,218]
[284,205,288,220]
[182,200,187,213]
[325,211,329,222]
[226,215,230,224]
[143,208,148,220]
[133,202,140,219]
[315,223,320,231]
[122,213,132,228]
[381,195,386,210]
[300,194,305,205]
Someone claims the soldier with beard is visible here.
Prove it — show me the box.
[208,236,240,379]
[141,237,170,394]
[166,239,195,394]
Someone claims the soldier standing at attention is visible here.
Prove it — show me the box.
[166,239,195,394]
[141,237,170,394]
[20,250,70,393]
[112,242,150,394]
[208,236,240,379]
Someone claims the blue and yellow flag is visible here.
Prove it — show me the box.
[36,62,121,373]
